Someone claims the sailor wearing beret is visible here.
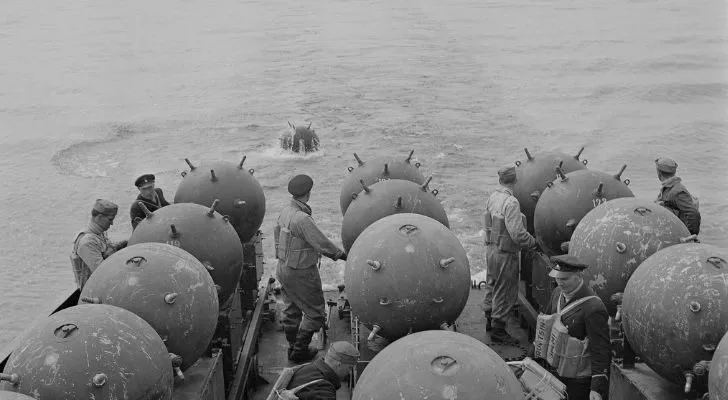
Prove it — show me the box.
[282,341,360,400]
[129,174,171,230]
[70,199,128,289]
[654,157,701,235]
[543,254,611,400]
[274,174,347,363]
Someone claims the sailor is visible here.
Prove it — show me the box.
[70,199,128,290]
[654,157,700,235]
[545,254,611,400]
[482,166,538,343]
[281,341,360,400]
[130,173,171,230]
[274,174,347,363]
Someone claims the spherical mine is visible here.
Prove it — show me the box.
[80,242,219,371]
[1,304,173,399]
[345,213,470,341]
[280,121,320,153]
[533,166,634,256]
[569,197,691,315]
[175,157,266,244]
[341,177,449,253]
[709,331,728,400]
[339,151,426,216]
[352,330,522,400]
[129,201,244,309]
[622,243,728,390]
[513,147,588,233]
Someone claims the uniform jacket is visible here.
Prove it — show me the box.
[484,187,535,253]
[656,176,700,235]
[286,358,341,400]
[546,283,611,396]
[274,200,344,268]
[130,188,170,229]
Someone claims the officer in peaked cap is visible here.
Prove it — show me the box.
[285,341,360,400]
[544,254,611,400]
[548,254,589,278]
[70,199,128,290]
[654,157,700,235]
[275,174,347,363]
[130,173,171,230]
[482,165,538,344]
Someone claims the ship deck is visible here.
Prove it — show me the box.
[251,284,531,399]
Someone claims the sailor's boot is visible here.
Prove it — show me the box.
[491,319,519,345]
[284,327,298,359]
[288,328,319,363]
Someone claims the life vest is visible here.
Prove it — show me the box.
[484,189,524,254]
[533,295,599,379]
[276,208,317,269]
[69,231,91,289]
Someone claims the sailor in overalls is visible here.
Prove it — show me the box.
[274,174,347,363]
[543,254,611,400]
[482,166,538,343]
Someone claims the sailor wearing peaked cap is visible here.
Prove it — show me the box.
[285,341,360,400]
[275,174,347,363]
[548,254,588,278]
[654,156,701,235]
[70,198,127,290]
[543,253,611,400]
[130,173,170,230]
[134,173,156,188]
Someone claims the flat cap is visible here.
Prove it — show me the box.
[548,254,588,278]
[325,341,360,365]
[655,158,678,174]
[498,166,517,184]
[93,199,119,216]
[288,174,314,197]
[135,174,156,188]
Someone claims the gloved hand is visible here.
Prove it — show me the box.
[338,251,347,261]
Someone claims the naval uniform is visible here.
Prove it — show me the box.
[545,283,611,400]
[130,188,170,229]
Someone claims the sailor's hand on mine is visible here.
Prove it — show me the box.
[116,240,128,250]
[589,391,602,400]
[338,251,347,261]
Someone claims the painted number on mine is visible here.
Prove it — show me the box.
[592,197,607,208]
